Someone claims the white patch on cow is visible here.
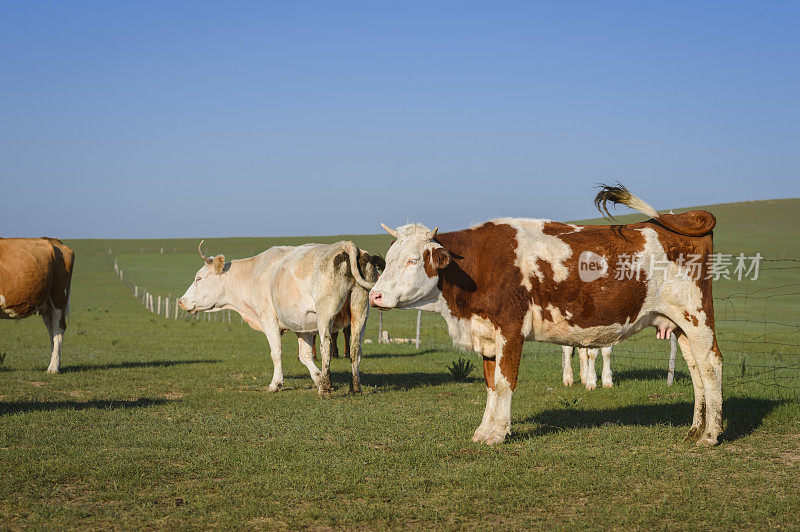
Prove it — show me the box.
[490,218,573,289]
[0,294,20,318]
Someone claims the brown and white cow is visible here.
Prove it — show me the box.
[0,237,75,373]
[369,185,722,446]
[179,241,381,395]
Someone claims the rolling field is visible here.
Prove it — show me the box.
[2,199,800,529]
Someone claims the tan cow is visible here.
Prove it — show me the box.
[0,237,75,373]
[179,241,382,395]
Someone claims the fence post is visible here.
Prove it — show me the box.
[165,297,169,319]
[174,298,179,319]
[415,310,422,349]
[157,295,161,315]
[666,333,677,386]
[378,311,383,343]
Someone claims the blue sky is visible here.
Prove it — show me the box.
[2,1,798,238]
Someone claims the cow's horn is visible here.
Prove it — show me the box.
[427,227,438,239]
[198,240,213,264]
[380,223,398,238]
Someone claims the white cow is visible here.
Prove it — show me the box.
[179,241,382,395]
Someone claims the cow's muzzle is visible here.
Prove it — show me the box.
[369,291,392,310]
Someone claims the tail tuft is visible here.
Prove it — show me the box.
[594,182,660,220]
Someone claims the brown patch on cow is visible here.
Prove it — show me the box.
[541,222,576,236]
[711,336,723,361]
[543,225,648,328]
[482,356,496,389]
[498,333,524,389]
[655,210,716,237]
[683,311,700,326]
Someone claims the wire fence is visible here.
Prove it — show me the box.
[111,255,800,396]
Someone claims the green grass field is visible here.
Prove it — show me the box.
[2,199,799,529]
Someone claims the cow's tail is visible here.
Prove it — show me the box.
[594,182,716,237]
[344,242,376,290]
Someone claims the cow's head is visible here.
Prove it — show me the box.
[369,223,451,310]
[178,241,228,313]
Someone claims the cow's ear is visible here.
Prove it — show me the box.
[424,247,451,275]
[212,255,226,274]
[431,247,451,269]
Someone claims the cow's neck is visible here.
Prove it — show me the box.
[218,257,264,331]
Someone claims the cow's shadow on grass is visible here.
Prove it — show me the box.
[363,348,440,359]
[0,398,172,416]
[324,370,478,390]
[612,368,690,384]
[62,359,221,373]
[511,397,787,443]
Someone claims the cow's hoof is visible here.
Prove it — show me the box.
[318,387,332,398]
[482,430,507,446]
[471,427,489,443]
[350,386,362,394]
[585,382,597,390]
[602,381,613,388]
[683,426,702,442]
[46,366,60,374]
[696,435,719,447]
[267,382,283,392]
[562,377,573,387]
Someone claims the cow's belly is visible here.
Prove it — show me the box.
[526,311,656,348]
[274,300,318,333]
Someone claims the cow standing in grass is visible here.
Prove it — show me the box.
[179,241,382,395]
[369,185,722,446]
[0,237,75,373]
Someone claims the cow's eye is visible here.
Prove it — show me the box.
[406,258,418,266]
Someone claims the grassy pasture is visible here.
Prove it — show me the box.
[1,199,799,529]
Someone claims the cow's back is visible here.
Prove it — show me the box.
[0,238,58,319]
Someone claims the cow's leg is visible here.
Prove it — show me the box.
[316,317,335,396]
[297,333,323,387]
[579,347,588,384]
[480,331,522,445]
[583,348,598,390]
[40,303,59,374]
[681,326,722,446]
[675,330,706,442]
[472,356,498,442]
[601,346,613,388]
[331,331,339,358]
[343,325,351,360]
[263,323,284,392]
[348,292,368,393]
[561,346,574,386]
